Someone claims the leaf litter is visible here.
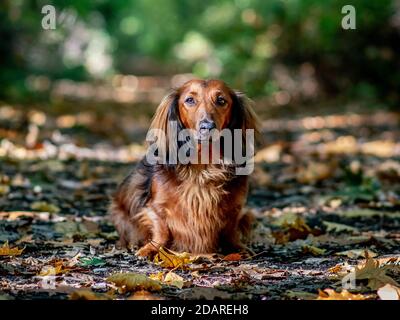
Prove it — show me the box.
[0,105,399,300]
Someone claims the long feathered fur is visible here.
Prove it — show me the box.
[109,79,260,257]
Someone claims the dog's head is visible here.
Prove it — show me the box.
[148,79,261,164]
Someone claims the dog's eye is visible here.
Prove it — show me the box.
[216,96,226,106]
[185,97,195,105]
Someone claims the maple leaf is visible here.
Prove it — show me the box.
[0,241,24,256]
[153,246,193,269]
[317,289,371,300]
[107,272,162,292]
[355,256,400,290]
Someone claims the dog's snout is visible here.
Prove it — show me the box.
[199,120,216,130]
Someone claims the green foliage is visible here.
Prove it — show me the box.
[1,0,399,104]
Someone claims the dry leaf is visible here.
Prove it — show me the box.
[272,213,319,243]
[0,241,24,256]
[38,258,80,276]
[149,271,164,282]
[70,289,112,300]
[323,221,358,233]
[30,201,60,213]
[317,289,370,300]
[302,245,326,256]
[336,249,377,259]
[128,290,164,300]
[285,290,317,300]
[377,284,400,300]
[107,273,162,292]
[164,271,185,289]
[223,253,242,261]
[297,162,335,184]
[149,271,186,288]
[154,246,192,269]
[355,256,400,290]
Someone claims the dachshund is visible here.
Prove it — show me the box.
[109,79,260,258]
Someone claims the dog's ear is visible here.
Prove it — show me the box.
[230,91,262,144]
[149,90,178,134]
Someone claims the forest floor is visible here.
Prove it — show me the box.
[0,102,400,300]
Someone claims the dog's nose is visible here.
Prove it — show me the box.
[199,120,216,131]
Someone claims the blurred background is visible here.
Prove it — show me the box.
[1,0,400,109]
[0,0,399,172]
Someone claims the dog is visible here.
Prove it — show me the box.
[109,79,260,258]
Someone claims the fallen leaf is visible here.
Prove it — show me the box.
[336,249,377,259]
[79,257,106,267]
[70,289,112,300]
[0,241,24,256]
[317,289,370,300]
[377,284,400,300]
[150,271,187,289]
[323,221,358,233]
[223,253,242,261]
[128,290,164,300]
[164,271,185,289]
[355,256,400,290]
[0,184,10,195]
[154,246,192,269]
[272,213,320,243]
[285,290,317,300]
[107,273,162,292]
[302,245,326,256]
[297,162,335,184]
[30,201,60,213]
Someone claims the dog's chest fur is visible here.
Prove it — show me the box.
[153,165,238,252]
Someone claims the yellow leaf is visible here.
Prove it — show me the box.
[164,271,185,289]
[149,272,164,282]
[0,241,24,256]
[38,258,78,276]
[30,201,60,213]
[377,284,400,300]
[107,272,162,292]
[153,246,192,269]
[317,289,370,300]
[302,245,326,256]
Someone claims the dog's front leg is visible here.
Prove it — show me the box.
[135,208,169,259]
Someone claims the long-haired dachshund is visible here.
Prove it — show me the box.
[110,79,260,258]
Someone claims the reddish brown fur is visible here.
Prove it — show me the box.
[109,79,259,258]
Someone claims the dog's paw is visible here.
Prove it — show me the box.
[135,244,158,260]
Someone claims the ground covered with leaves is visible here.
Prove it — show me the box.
[0,103,400,300]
